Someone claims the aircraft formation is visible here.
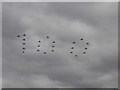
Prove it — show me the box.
[17,33,90,57]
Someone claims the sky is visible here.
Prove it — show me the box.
[2,2,118,88]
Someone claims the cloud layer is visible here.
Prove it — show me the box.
[2,2,118,88]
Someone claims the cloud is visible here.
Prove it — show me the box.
[2,2,118,88]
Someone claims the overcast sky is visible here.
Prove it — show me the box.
[2,2,118,88]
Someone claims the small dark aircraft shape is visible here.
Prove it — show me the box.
[47,36,49,38]
[23,34,26,36]
[17,35,20,37]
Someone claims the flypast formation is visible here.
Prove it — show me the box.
[20,34,26,53]
[17,33,90,57]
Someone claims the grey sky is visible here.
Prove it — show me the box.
[2,2,118,88]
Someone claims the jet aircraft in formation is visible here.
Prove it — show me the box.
[17,33,90,57]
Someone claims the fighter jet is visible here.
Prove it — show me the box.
[52,50,54,52]
[47,36,49,38]
[17,35,20,37]
[71,47,74,49]
[23,34,26,36]
[73,42,75,44]
[23,43,25,45]
[53,41,55,43]
[75,55,78,57]
[86,42,89,45]
[37,50,39,51]
[81,38,83,40]
[44,52,46,54]
[83,52,86,54]
[70,51,73,54]
[52,46,55,48]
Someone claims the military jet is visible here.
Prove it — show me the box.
[44,52,46,54]
[47,36,49,38]
[52,46,55,48]
[75,55,78,57]
[71,47,74,49]
[37,50,39,51]
[81,38,83,40]
[86,42,89,45]
[53,41,55,43]
[83,52,86,54]
[23,34,26,36]
[70,51,73,54]
[17,35,20,37]
[23,43,25,45]
[52,50,54,52]
[73,42,75,44]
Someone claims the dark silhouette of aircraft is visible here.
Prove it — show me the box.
[71,47,74,49]
[23,39,25,41]
[44,52,46,54]
[53,41,55,43]
[70,52,73,53]
[85,48,87,49]
[86,43,89,45]
[75,55,78,57]
[37,50,39,51]
[23,48,25,49]
[81,38,83,40]
[17,35,20,37]
[38,45,40,47]
[83,52,86,54]
[52,50,54,52]
[23,34,26,36]
[52,46,55,48]
[22,51,25,53]
[47,36,49,38]
[23,43,25,45]
[38,41,41,43]
[73,42,75,44]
